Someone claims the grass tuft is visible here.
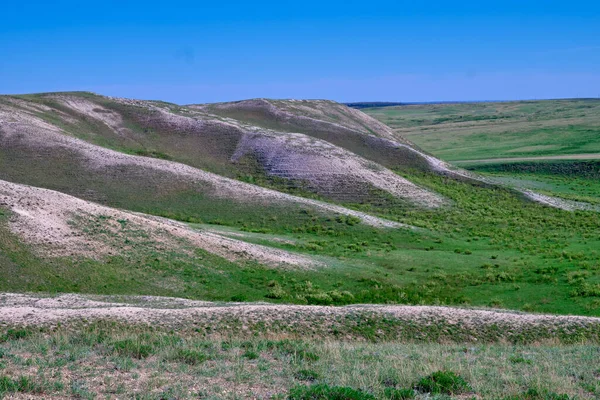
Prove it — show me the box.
[415,370,471,395]
[165,349,208,365]
[111,338,154,359]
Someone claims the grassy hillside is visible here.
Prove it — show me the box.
[3,173,600,315]
[470,160,600,205]
[363,99,600,211]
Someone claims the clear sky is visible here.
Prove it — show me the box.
[1,0,599,104]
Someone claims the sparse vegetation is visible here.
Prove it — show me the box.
[0,326,595,399]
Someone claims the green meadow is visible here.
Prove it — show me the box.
[2,166,600,316]
[364,99,600,162]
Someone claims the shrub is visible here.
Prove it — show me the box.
[336,215,361,226]
[415,370,471,395]
[379,373,399,388]
[294,350,320,362]
[274,341,319,362]
[288,384,376,400]
[266,285,287,299]
[502,388,571,399]
[535,266,558,275]
[328,290,354,303]
[305,292,333,305]
[0,329,32,342]
[566,271,589,284]
[571,283,600,297]
[509,355,532,365]
[488,298,504,308]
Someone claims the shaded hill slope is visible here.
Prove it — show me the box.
[0,95,405,228]
[197,98,465,174]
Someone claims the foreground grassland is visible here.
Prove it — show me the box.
[0,325,599,399]
[363,99,600,162]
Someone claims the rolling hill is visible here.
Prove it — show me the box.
[1,92,600,315]
[2,93,600,399]
[363,99,600,209]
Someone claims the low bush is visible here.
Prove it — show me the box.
[571,283,600,297]
[509,355,532,365]
[0,329,33,343]
[243,350,259,360]
[266,285,287,299]
[502,388,572,399]
[274,340,320,362]
[415,370,471,395]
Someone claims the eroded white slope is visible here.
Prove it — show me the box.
[0,179,319,268]
[0,103,402,228]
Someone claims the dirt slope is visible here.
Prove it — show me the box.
[196,98,400,140]
[0,98,403,228]
[0,179,318,268]
[196,98,473,175]
[1,293,599,343]
[230,129,445,205]
[0,91,586,237]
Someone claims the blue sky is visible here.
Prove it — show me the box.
[1,0,599,103]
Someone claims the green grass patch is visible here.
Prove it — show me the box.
[288,384,376,400]
[415,370,471,395]
[111,338,154,359]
